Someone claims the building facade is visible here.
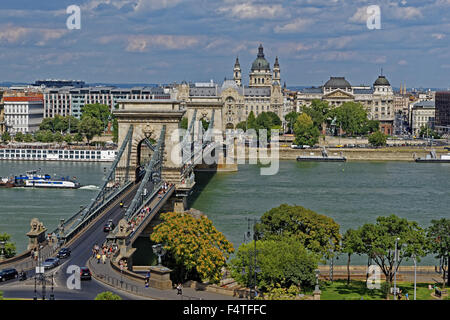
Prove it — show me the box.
[410,101,435,135]
[297,75,395,135]
[3,95,44,134]
[176,44,284,131]
[435,91,450,135]
[44,86,172,119]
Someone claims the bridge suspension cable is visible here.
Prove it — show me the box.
[62,125,134,238]
[124,125,166,220]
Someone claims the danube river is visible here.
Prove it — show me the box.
[1,160,449,265]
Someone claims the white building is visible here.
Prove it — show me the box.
[411,101,435,135]
[3,96,44,134]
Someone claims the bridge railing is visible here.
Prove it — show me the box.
[63,181,134,244]
[126,184,175,245]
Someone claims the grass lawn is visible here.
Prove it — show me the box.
[312,280,442,300]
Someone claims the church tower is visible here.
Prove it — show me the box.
[273,56,280,84]
[233,57,242,86]
[249,44,272,87]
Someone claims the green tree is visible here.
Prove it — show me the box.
[357,215,428,299]
[368,131,387,147]
[427,218,450,288]
[247,111,256,129]
[236,121,247,132]
[284,111,299,134]
[341,229,363,284]
[150,211,234,284]
[331,102,369,136]
[64,134,73,144]
[201,118,209,131]
[180,117,188,130]
[54,132,64,143]
[419,125,440,139]
[301,100,331,130]
[14,132,24,142]
[24,133,33,143]
[63,116,80,134]
[255,204,341,259]
[293,113,320,147]
[0,233,16,258]
[364,120,380,134]
[39,118,55,132]
[94,291,122,300]
[1,132,11,143]
[74,132,84,143]
[79,116,104,144]
[230,238,318,292]
[81,103,111,130]
[265,111,282,127]
[112,117,119,143]
[42,130,54,143]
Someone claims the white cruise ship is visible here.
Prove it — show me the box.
[0,148,117,162]
[14,170,80,189]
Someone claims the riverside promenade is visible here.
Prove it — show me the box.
[87,257,242,300]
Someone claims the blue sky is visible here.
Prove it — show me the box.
[0,0,449,88]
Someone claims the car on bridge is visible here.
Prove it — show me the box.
[42,257,60,270]
[57,247,71,259]
[103,219,115,232]
[80,267,91,280]
[0,268,18,282]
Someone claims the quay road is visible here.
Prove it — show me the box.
[0,182,146,300]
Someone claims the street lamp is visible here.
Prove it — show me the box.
[394,237,400,300]
[314,269,321,293]
[0,240,6,261]
[152,244,166,266]
[412,254,417,300]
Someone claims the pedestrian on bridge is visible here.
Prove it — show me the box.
[102,253,107,264]
[176,283,183,295]
[96,253,101,264]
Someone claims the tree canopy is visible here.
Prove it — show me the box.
[0,233,16,258]
[368,131,387,147]
[356,214,428,297]
[81,103,111,129]
[255,204,341,259]
[94,291,122,300]
[79,116,104,144]
[427,218,450,288]
[300,100,331,130]
[330,102,370,136]
[150,211,234,284]
[293,113,320,147]
[230,238,318,292]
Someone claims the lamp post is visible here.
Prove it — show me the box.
[0,240,5,262]
[412,254,417,300]
[394,237,400,300]
[152,244,166,266]
[243,218,260,300]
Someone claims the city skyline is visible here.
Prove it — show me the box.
[0,1,450,87]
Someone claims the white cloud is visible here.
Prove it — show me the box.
[432,33,446,40]
[125,35,202,52]
[398,59,408,65]
[274,18,313,33]
[0,25,67,46]
[218,3,286,20]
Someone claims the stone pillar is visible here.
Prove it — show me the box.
[148,265,173,290]
[26,218,47,251]
[313,289,321,300]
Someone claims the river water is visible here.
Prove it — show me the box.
[1,160,449,265]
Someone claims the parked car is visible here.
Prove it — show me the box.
[42,257,60,270]
[0,268,18,282]
[103,219,115,232]
[80,267,91,280]
[57,247,71,259]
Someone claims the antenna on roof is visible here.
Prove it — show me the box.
[381,67,383,76]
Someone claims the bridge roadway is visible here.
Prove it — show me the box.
[0,181,146,300]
